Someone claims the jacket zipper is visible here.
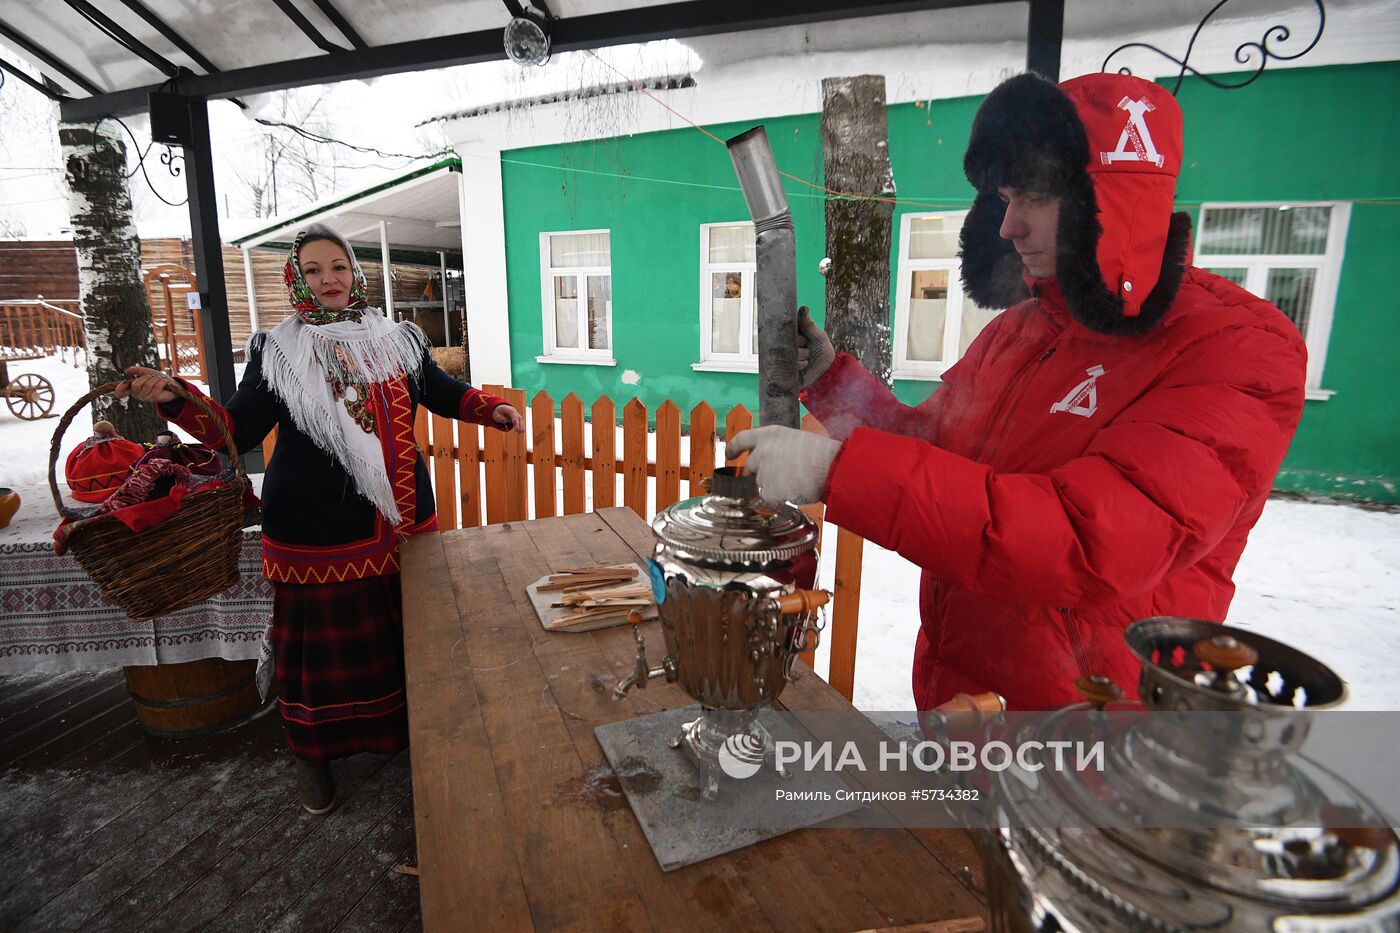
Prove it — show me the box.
[973,338,1061,464]
[1060,608,1091,679]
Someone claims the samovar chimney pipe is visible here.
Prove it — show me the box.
[727,126,800,429]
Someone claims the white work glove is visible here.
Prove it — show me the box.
[796,306,835,389]
[726,426,842,505]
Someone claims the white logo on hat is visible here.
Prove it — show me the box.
[1100,98,1164,168]
[1051,365,1106,417]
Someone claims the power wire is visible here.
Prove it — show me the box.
[580,49,928,209]
[252,118,454,164]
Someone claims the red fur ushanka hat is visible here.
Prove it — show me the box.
[959,72,1193,336]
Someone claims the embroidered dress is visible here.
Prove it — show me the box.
[159,227,510,760]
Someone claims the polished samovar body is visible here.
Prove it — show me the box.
[614,467,826,800]
[978,617,1400,932]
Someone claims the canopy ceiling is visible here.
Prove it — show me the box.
[0,0,1016,123]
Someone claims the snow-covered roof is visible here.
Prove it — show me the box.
[419,74,696,126]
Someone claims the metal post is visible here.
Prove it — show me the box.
[1026,0,1064,81]
[439,250,449,346]
[379,219,394,320]
[242,246,259,333]
[182,96,236,402]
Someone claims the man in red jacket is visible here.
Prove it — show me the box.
[729,72,1307,710]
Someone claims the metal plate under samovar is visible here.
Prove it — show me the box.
[596,468,858,871]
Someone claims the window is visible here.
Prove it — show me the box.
[1196,202,1350,396]
[539,230,613,363]
[893,211,995,379]
[696,222,758,371]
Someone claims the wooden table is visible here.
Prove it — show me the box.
[402,507,987,933]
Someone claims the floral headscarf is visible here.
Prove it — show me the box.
[283,225,371,325]
[262,223,426,523]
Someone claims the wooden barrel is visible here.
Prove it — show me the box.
[123,657,268,738]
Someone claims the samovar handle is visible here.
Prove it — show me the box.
[936,691,1007,713]
[774,589,830,615]
[1192,634,1259,696]
[1074,675,1124,711]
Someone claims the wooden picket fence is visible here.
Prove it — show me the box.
[0,300,85,364]
[261,386,869,700]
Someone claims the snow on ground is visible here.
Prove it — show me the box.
[3,353,1398,709]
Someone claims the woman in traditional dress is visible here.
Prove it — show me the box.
[118,224,522,813]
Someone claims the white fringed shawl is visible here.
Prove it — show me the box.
[258,309,425,524]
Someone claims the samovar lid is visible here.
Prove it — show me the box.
[1126,616,1346,712]
[651,468,818,568]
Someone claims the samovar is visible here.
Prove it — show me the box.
[613,467,828,800]
[979,617,1400,931]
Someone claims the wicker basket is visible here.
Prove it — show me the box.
[48,381,247,622]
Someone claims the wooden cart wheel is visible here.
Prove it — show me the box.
[5,372,55,420]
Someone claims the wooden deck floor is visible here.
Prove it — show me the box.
[0,669,421,933]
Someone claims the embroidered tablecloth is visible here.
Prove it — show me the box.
[0,483,272,674]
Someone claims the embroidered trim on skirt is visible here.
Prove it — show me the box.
[273,574,408,762]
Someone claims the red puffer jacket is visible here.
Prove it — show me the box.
[802,73,1307,710]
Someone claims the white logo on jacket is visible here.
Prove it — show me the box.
[1100,97,1165,168]
[1051,365,1106,417]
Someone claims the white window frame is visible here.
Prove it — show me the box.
[893,210,970,380]
[537,228,616,366]
[694,222,758,373]
[1195,201,1350,399]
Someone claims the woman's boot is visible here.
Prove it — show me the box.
[295,758,336,814]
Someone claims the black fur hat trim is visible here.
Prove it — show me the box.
[959,191,1030,310]
[963,74,1088,195]
[959,74,1191,335]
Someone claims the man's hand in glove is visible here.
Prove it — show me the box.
[797,306,835,389]
[726,426,842,505]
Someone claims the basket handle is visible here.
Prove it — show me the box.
[48,379,245,520]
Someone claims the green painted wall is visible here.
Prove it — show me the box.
[1171,61,1400,502]
[499,61,1400,501]
[501,113,829,422]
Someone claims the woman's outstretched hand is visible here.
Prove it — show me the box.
[492,403,525,433]
[114,366,179,404]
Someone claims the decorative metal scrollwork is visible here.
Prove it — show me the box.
[160,147,184,179]
[92,114,189,207]
[1102,0,1326,95]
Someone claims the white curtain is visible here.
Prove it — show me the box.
[908,216,960,260]
[907,268,949,361]
[550,231,611,267]
[908,299,946,361]
[708,224,755,263]
[586,275,611,350]
[554,276,578,348]
[710,272,741,353]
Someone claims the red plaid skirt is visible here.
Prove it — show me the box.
[272,574,409,762]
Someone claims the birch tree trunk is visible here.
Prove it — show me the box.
[60,122,163,442]
[821,75,896,388]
